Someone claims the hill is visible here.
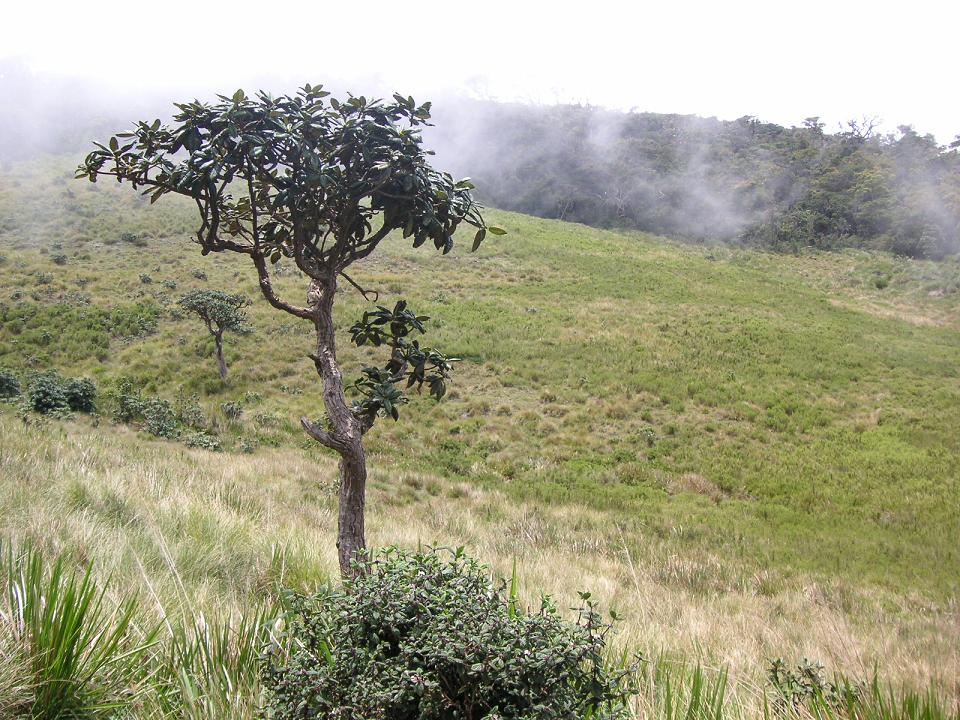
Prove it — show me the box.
[1,155,959,702]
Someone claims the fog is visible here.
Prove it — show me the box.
[4,0,960,143]
[3,0,959,257]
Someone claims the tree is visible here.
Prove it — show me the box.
[78,85,501,576]
[178,289,251,379]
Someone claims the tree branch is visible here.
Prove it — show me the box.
[300,417,351,452]
[251,251,314,320]
[338,270,379,302]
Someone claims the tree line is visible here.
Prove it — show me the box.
[430,101,960,258]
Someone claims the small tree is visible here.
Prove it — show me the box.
[178,289,251,379]
[78,85,501,576]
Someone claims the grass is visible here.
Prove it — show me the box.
[0,154,959,714]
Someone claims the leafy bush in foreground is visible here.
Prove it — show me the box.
[262,547,636,720]
[768,657,860,711]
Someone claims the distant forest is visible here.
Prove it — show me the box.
[3,58,958,259]
[431,102,960,259]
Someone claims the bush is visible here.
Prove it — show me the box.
[262,547,636,720]
[111,378,177,437]
[120,232,147,247]
[0,369,19,399]
[111,378,143,423]
[63,377,97,413]
[25,371,69,414]
[175,389,207,430]
[141,398,178,438]
[221,401,243,420]
[183,431,221,451]
[768,658,860,711]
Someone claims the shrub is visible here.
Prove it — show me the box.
[221,401,243,420]
[0,369,20,399]
[63,377,97,413]
[262,547,636,720]
[141,398,178,438]
[111,378,177,437]
[139,273,153,284]
[183,431,221,451]
[108,302,160,340]
[175,388,207,430]
[768,658,860,711]
[25,371,69,414]
[111,378,143,423]
[120,232,147,246]
[52,254,68,266]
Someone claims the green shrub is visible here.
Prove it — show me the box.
[0,369,19,399]
[221,401,243,420]
[111,378,177,437]
[183,431,221,451]
[175,389,207,430]
[120,232,146,247]
[768,658,860,711]
[108,302,160,340]
[111,378,144,423]
[141,397,178,438]
[262,547,636,720]
[52,254,68,266]
[63,377,97,413]
[25,371,69,414]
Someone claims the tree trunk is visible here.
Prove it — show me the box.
[214,332,227,379]
[302,275,368,578]
[336,448,367,576]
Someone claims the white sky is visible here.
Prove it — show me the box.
[3,0,958,141]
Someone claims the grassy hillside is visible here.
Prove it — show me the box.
[1,155,959,699]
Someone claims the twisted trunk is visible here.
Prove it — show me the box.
[301,275,368,577]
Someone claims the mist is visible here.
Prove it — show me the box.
[3,54,959,258]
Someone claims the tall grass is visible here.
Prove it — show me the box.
[0,541,273,719]
[0,542,155,717]
[0,538,956,719]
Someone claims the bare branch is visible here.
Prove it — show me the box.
[338,270,379,302]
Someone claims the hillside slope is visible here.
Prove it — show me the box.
[1,155,959,688]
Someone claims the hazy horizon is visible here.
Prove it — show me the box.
[3,0,958,143]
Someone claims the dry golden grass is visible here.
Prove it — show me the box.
[2,412,957,702]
